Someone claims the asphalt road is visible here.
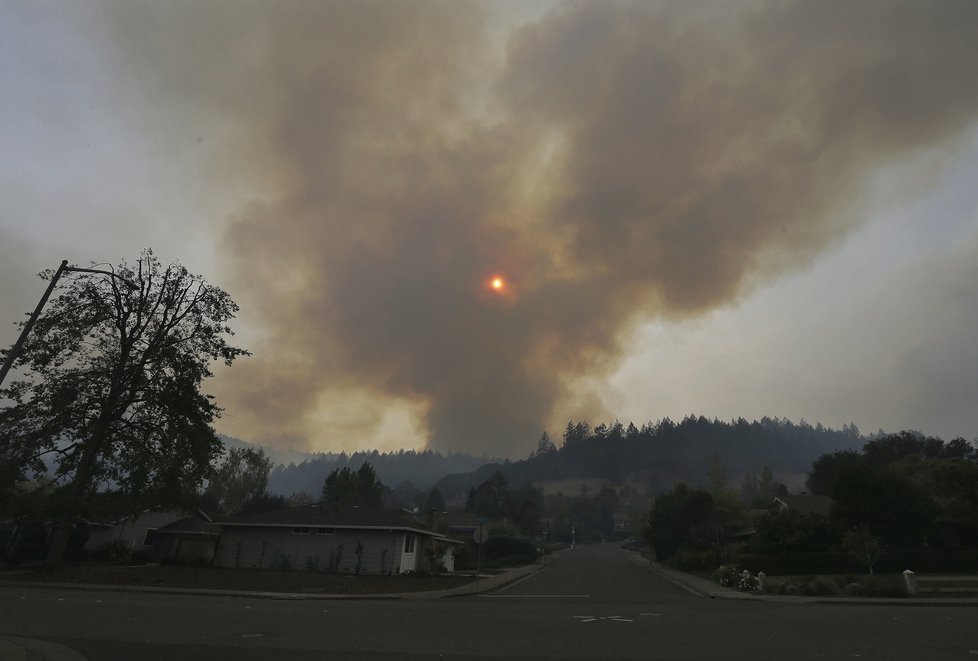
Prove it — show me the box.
[3,544,977,660]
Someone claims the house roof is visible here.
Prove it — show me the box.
[437,511,481,532]
[216,504,456,541]
[156,517,221,537]
[774,495,833,517]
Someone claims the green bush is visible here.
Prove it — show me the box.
[736,552,860,576]
[806,576,842,596]
[713,564,742,587]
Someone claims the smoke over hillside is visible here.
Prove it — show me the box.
[101,1,978,455]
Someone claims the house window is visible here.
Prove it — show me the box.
[316,528,335,535]
[404,534,415,553]
[143,528,157,546]
[292,527,311,535]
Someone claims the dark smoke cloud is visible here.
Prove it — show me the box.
[103,1,978,456]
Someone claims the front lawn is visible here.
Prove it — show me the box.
[0,564,478,594]
[756,573,908,598]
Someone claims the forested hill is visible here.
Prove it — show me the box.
[434,417,867,499]
[263,449,500,497]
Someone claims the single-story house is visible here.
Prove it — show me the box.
[153,517,221,564]
[85,509,211,560]
[213,505,461,574]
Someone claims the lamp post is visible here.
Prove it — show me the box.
[0,260,138,388]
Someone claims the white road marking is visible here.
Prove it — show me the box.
[574,615,633,623]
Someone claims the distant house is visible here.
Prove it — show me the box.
[213,505,461,574]
[437,511,482,541]
[773,495,834,518]
[612,513,632,534]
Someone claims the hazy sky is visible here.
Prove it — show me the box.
[2,0,977,458]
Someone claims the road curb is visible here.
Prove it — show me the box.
[0,636,86,661]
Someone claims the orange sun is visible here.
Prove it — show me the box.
[491,276,505,291]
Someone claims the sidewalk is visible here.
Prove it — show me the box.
[630,553,978,607]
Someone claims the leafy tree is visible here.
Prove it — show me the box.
[742,465,785,508]
[322,462,384,508]
[288,491,315,506]
[706,453,732,497]
[842,525,886,575]
[646,481,746,564]
[203,447,272,514]
[830,462,937,548]
[239,492,288,515]
[510,484,545,537]
[0,250,248,566]
[749,509,833,554]
[806,450,863,495]
[532,431,556,457]
[423,487,446,512]
[471,470,509,519]
[645,483,693,561]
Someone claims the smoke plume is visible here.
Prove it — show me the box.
[102,1,978,455]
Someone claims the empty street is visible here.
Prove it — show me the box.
[3,544,977,660]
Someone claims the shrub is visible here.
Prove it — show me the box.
[736,552,859,576]
[713,564,742,587]
[130,549,150,563]
[806,576,842,596]
[845,582,865,596]
[93,540,132,563]
[668,549,716,571]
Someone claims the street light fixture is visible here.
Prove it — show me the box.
[0,259,139,388]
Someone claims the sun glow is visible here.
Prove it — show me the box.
[491,276,505,291]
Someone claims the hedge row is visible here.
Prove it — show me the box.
[736,549,978,576]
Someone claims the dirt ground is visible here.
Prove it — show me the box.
[0,564,478,594]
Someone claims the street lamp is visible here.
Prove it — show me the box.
[0,260,139,388]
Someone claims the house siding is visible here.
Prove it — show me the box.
[85,510,185,555]
[214,527,405,574]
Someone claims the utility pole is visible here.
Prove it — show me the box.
[0,260,138,388]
